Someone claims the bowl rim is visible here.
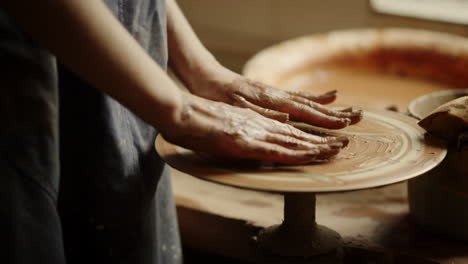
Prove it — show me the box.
[243,28,468,84]
[407,88,468,120]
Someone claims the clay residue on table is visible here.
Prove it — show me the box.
[333,206,402,221]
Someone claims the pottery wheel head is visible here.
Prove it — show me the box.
[155,109,446,193]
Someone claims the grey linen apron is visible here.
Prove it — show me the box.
[0,1,182,263]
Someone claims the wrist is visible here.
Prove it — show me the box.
[185,61,239,96]
[145,86,185,136]
[156,92,194,140]
[171,50,225,89]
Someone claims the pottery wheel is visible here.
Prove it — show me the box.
[155,109,446,262]
[155,109,446,193]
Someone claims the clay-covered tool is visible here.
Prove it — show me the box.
[418,96,468,141]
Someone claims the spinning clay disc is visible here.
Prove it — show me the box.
[155,109,446,193]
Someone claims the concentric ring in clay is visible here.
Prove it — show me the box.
[155,109,446,193]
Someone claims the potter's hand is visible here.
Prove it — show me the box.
[165,0,361,129]
[162,93,349,164]
[188,67,362,129]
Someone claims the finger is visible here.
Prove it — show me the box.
[242,81,362,126]
[339,107,353,112]
[262,134,344,160]
[232,94,289,122]
[233,139,320,164]
[289,95,353,117]
[264,136,344,162]
[314,104,362,125]
[337,135,349,147]
[289,90,337,104]
[264,134,345,154]
[273,100,352,129]
[271,123,349,145]
[263,134,323,150]
[315,142,344,160]
[236,82,347,128]
[290,95,362,124]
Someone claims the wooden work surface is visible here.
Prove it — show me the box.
[173,170,468,263]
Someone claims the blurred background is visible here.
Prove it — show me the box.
[174,1,468,263]
[177,0,468,72]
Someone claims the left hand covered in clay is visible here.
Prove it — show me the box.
[186,66,362,129]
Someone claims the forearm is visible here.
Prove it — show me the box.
[166,0,222,90]
[2,0,182,134]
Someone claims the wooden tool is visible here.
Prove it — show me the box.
[418,96,468,141]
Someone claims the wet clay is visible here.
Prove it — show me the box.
[155,109,446,193]
[277,66,453,111]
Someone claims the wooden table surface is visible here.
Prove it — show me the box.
[173,169,468,263]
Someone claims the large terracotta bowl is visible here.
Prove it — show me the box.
[243,28,468,112]
[243,28,468,240]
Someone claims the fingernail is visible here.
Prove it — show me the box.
[351,111,364,124]
[337,136,349,147]
[330,142,343,149]
[337,135,349,141]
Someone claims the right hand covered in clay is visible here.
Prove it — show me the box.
[184,67,363,129]
[161,93,349,164]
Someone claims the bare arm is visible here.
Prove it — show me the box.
[166,0,220,87]
[2,0,182,134]
[166,0,362,129]
[0,0,349,163]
